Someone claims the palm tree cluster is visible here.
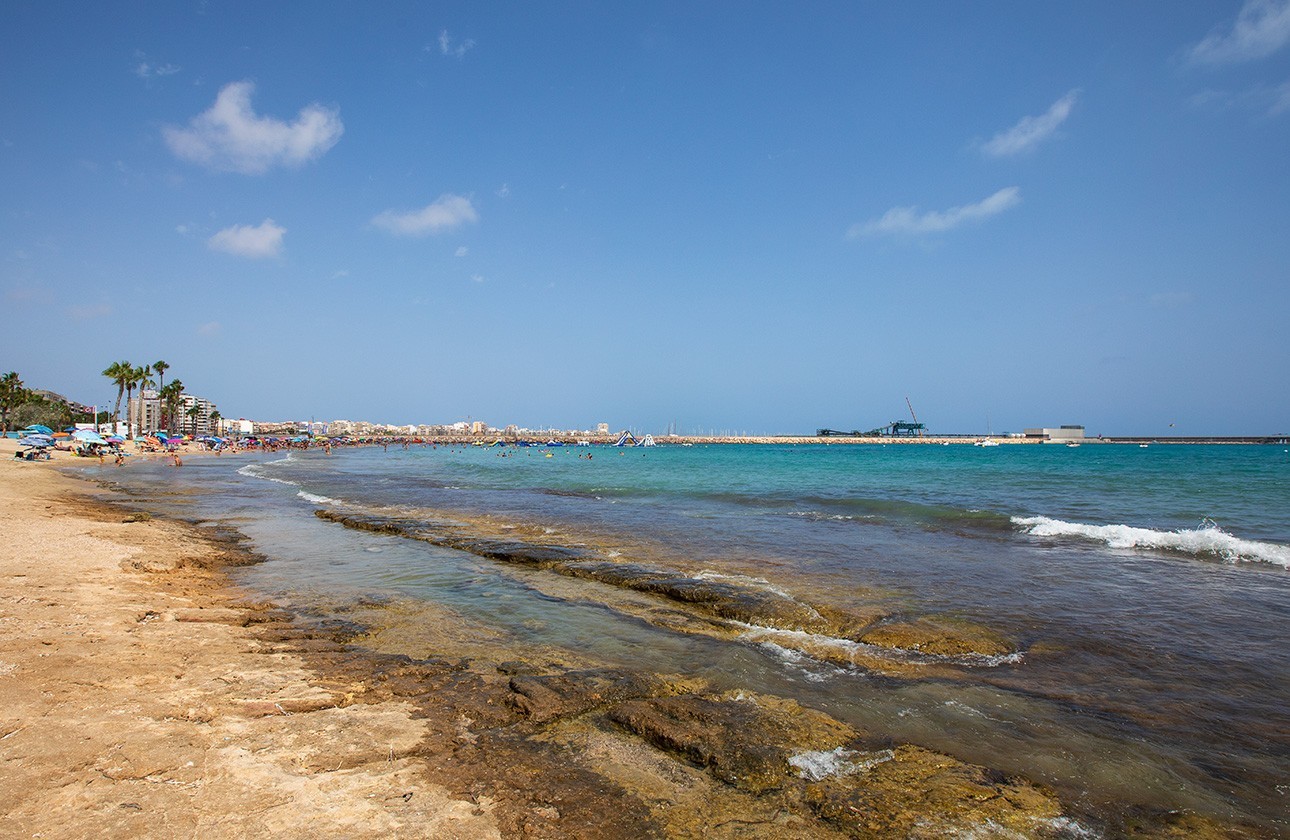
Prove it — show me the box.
[100,360,219,439]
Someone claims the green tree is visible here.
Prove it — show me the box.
[186,404,201,437]
[102,360,131,432]
[209,408,222,437]
[0,371,31,432]
[136,365,156,434]
[152,360,169,428]
[123,365,147,438]
[11,397,72,431]
[159,379,184,435]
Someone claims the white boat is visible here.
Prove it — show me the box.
[974,439,1000,447]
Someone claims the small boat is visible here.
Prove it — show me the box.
[1139,444,1149,448]
[974,439,1000,447]
[1066,443,1080,448]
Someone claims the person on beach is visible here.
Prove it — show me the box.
[114,452,124,466]
[170,452,182,467]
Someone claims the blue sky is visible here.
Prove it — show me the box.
[2,1,1288,435]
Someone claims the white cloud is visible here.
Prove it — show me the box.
[470,274,485,284]
[135,61,180,79]
[1189,79,1290,115]
[848,187,1021,239]
[163,81,343,174]
[1190,0,1290,64]
[495,183,511,198]
[455,246,469,257]
[982,91,1079,157]
[371,194,478,236]
[197,321,222,337]
[207,219,285,258]
[439,30,476,58]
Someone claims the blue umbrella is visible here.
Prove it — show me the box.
[18,437,53,447]
[23,425,55,436]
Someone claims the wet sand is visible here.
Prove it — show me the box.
[0,443,1256,838]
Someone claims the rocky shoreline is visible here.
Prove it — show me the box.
[0,458,1260,837]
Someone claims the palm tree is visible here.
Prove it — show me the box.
[186,404,201,438]
[102,360,131,433]
[123,365,146,439]
[136,365,156,434]
[208,407,221,438]
[160,379,184,435]
[152,360,169,429]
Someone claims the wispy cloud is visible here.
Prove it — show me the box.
[981,91,1079,157]
[163,81,343,174]
[133,50,180,80]
[1275,80,1290,113]
[455,246,469,257]
[1189,79,1290,116]
[69,301,113,320]
[1150,291,1194,309]
[197,321,222,337]
[848,187,1021,239]
[371,194,478,236]
[208,219,285,258]
[1189,0,1290,64]
[438,30,475,58]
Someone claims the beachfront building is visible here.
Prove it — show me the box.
[127,390,164,435]
[596,423,610,435]
[1023,425,1086,442]
[127,390,217,436]
[220,418,254,437]
[174,395,217,437]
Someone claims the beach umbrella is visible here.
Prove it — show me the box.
[72,430,107,444]
[18,436,53,447]
[23,425,55,436]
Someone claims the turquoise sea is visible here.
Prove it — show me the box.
[98,442,1290,835]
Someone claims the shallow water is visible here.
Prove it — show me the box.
[96,443,1290,835]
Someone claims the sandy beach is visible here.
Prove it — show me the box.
[0,441,505,838]
[2,440,1261,838]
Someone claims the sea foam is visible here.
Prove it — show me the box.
[297,490,342,505]
[1012,516,1290,569]
[236,463,298,487]
[788,746,894,781]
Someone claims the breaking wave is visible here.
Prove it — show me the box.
[236,462,298,487]
[298,490,343,505]
[1012,516,1290,569]
[737,624,1025,670]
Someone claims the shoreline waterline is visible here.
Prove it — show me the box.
[62,441,1290,836]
